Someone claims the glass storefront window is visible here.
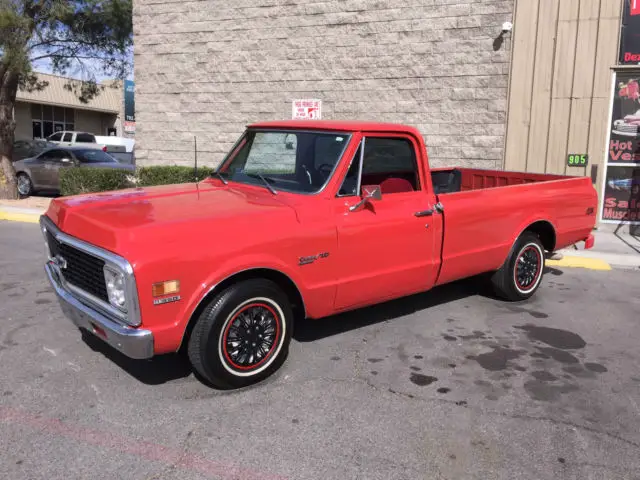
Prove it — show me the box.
[42,105,53,121]
[54,106,65,122]
[42,121,53,138]
[32,121,42,139]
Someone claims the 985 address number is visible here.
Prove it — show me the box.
[567,154,588,166]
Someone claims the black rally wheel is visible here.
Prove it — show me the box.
[187,279,293,389]
[491,232,545,301]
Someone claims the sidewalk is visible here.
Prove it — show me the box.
[554,230,640,270]
[0,197,51,223]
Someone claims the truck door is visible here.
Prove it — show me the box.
[332,134,442,310]
[61,132,74,147]
[38,149,68,189]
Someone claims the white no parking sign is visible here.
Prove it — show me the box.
[292,99,321,120]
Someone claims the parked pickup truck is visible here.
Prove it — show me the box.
[40,120,597,388]
[46,131,130,154]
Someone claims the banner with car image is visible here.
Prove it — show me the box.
[602,166,640,222]
[609,72,640,162]
[602,71,640,223]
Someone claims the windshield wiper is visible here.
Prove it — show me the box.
[244,172,277,195]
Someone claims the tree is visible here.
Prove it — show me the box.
[0,0,132,199]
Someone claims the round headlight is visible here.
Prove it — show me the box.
[104,267,126,309]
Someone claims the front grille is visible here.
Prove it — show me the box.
[47,232,109,302]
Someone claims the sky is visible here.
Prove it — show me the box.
[32,54,134,83]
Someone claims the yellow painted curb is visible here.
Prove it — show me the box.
[546,256,612,271]
[0,210,40,224]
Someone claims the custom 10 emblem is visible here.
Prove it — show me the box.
[298,252,330,266]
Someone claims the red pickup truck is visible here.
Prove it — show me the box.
[41,120,597,388]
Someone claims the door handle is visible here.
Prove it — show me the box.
[414,210,434,217]
[414,202,444,217]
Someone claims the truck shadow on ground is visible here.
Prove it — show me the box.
[80,330,192,385]
[78,270,560,386]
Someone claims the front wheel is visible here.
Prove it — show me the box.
[491,232,545,301]
[17,173,33,197]
[187,279,293,389]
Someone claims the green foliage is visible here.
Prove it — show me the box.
[60,166,212,196]
[1,1,133,95]
[60,168,133,196]
[137,166,213,187]
[1,0,133,198]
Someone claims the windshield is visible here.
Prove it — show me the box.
[74,149,118,164]
[216,130,350,194]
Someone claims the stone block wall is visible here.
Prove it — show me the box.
[133,0,514,169]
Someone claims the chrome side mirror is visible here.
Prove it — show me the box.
[349,185,382,212]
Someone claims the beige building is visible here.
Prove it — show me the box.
[14,73,126,141]
[132,0,638,226]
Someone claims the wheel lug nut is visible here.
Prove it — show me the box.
[252,342,256,347]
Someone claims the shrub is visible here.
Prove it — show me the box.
[60,168,134,196]
[59,166,216,196]
[137,166,213,187]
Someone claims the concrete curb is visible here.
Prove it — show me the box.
[0,206,44,224]
[546,255,613,271]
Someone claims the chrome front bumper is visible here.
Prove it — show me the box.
[45,262,154,359]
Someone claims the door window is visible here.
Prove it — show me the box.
[48,132,63,142]
[39,149,64,162]
[62,133,73,142]
[338,137,420,196]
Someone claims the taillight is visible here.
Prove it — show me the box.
[102,146,107,152]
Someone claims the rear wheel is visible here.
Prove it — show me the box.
[491,232,545,301]
[187,279,293,389]
[17,173,33,197]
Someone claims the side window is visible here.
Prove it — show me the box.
[76,133,95,143]
[62,132,73,142]
[338,137,420,196]
[48,132,63,142]
[40,149,61,161]
[362,137,419,193]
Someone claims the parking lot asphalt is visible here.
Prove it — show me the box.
[1,220,640,480]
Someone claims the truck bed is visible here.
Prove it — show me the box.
[430,167,597,287]
[431,168,567,194]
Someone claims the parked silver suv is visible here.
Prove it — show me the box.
[13,146,135,196]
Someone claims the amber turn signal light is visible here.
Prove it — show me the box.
[152,280,180,297]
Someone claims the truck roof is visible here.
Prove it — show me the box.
[248,120,423,136]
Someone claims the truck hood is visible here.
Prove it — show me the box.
[45,181,299,254]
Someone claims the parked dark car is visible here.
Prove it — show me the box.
[13,146,135,196]
[12,139,57,162]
